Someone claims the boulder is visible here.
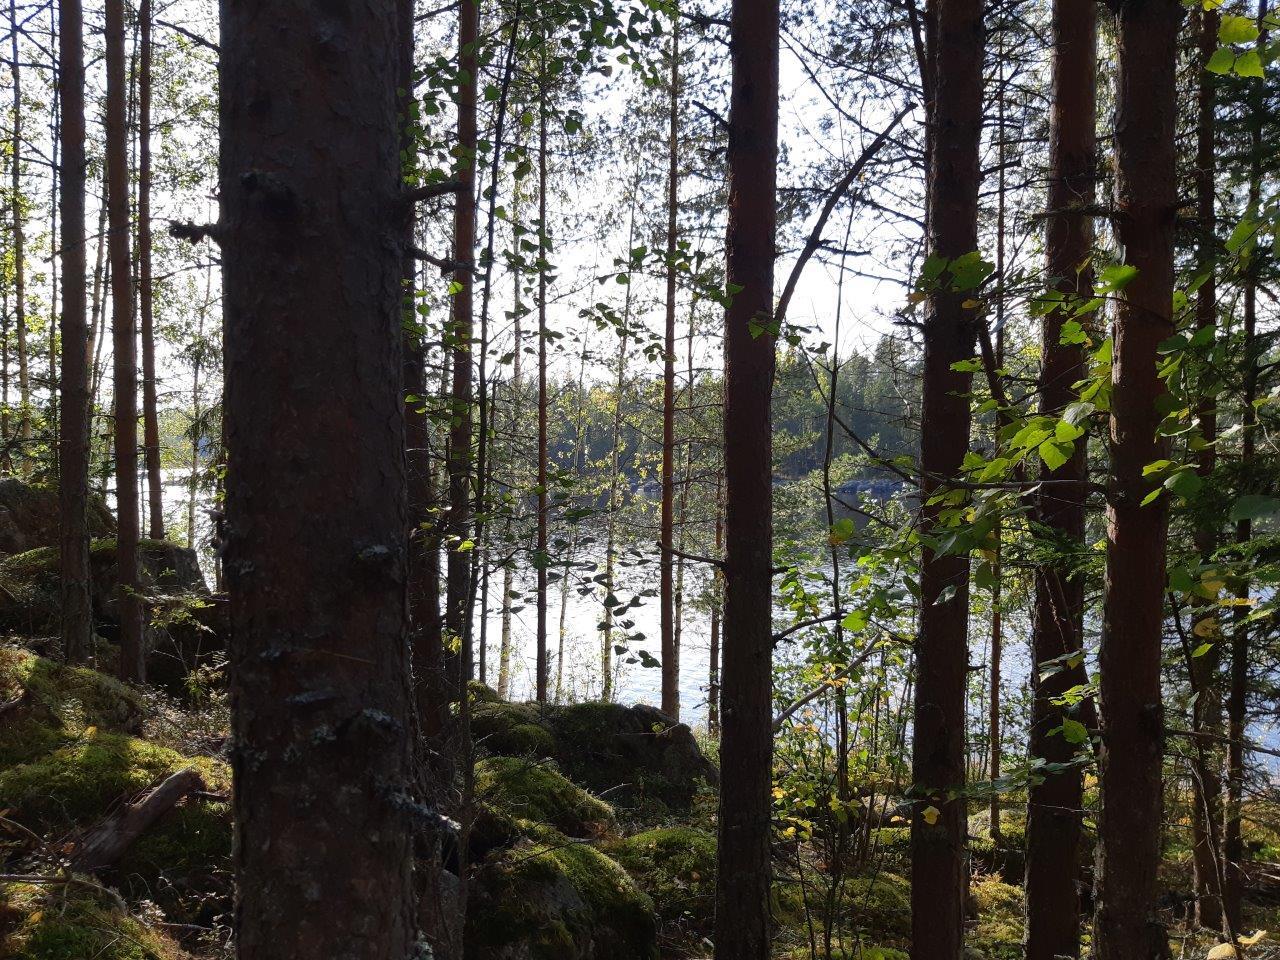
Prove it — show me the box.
[476,756,614,838]
[0,479,115,557]
[466,832,657,960]
[472,700,717,810]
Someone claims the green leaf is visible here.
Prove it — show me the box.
[1038,440,1071,471]
[1219,14,1260,44]
[1234,48,1265,77]
[1164,469,1204,499]
[1206,47,1236,74]
[1192,642,1215,658]
[840,609,869,632]
[1096,263,1139,293]
[1059,718,1089,744]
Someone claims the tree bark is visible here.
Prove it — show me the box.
[58,0,93,665]
[1189,4,1225,931]
[1224,1,1266,929]
[535,76,549,703]
[1093,2,1180,957]
[1025,0,1096,955]
[445,0,479,692]
[714,0,779,956]
[660,15,681,721]
[8,0,30,448]
[139,0,164,541]
[911,0,983,953]
[105,0,145,683]
[219,0,418,956]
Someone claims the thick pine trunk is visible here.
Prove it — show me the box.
[911,0,983,953]
[219,0,417,955]
[714,0,778,956]
[105,0,144,683]
[535,83,549,703]
[139,0,163,541]
[1024,0,1096,955]
[1093,2,1180,957]
[58,0,93,665]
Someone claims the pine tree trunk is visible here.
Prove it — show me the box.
[1223,2,1266,928]
[535,78,549,703]
[445,0,479,692]
[8,0,30,448]
[1189,5,1225,931]
[714,0,779,955]
[660,16,680,721]
[911,0,983,952]
[219,0,417,954]
[1093,2,1180,956]
[105,0,144,683]
[139,0,163,540]
[58,0,93,665]
[1024,2,1096,954]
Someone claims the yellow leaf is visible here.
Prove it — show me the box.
[82,725,97,738]
[27,912,41,925]
[1207,944,1236,960]
[1239,931,1267,947]
[1194,617,1220,638]
[922,805,940,826]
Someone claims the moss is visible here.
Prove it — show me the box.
[969,875,1024,960]
[0,729,228,833]
[0,881,186,960]
[608,827,716,930]
[475,756,613,838]
[0,649,145,766]
[468,680,501,704]
[472,701,557,758]
[466,833,656,960]
[116,798,233,926]
[845,873,912,939]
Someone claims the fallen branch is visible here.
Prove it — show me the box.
[72,768,206,873]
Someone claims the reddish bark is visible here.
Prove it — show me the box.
[1093,2,1181,956]
[714,0,779,956]
[220,0,417,955]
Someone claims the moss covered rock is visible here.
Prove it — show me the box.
[476,757,614,838]
[466,833,657,960]
[608,826,716,934]
[0,881,186,959]
[0,479,115,558]
[473,699,717,810]
[0,648,145,766]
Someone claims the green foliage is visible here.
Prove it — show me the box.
[0,881,185,960]
[476,756,615,837]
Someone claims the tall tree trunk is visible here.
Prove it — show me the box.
[714,0,779,955]
[659,15,681,720]
[220,0,416,954]
[58,0,93,665]
[1189,4,1225,931]
[535,77,549,703]
[1024,0,1096,955]
[139,0,163,540]
[8,0,30,449]
[105,0,144,682]
[1093,1,1180,956]
[1224,1,1266,929]
[445,0,479,692]
[708,474,722,736]
[911,0,983,952]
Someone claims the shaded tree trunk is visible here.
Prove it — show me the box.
[8,0,30,448]
[1093,2,1180,957]
[105,0,144,682]
[58,0,93,665]
[714,0,779,956]
[1224,2,1266,928]
[219,0,417,954]
[1024,0,1096,954]
[535,77,549,703]
[445,0,479,691]
[139,0,163,540]
[910,0,983,953]
[660,15,681,721]
[1189,5,1225,931]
